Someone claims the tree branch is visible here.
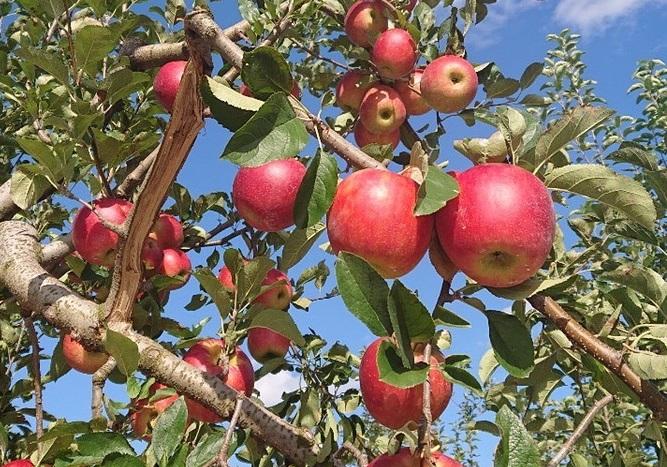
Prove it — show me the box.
[333,441,368,467]
[418,343,433,464]
[115,145,159,198]
[24,315,44,439]
[92,357,117,419]
[217,398,243,466]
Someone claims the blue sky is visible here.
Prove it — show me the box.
[19,0,667,465]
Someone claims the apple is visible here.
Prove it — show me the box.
[239,81,301,99]
[153,60,187,112]
[218,265,293,309]
[232,159,306,232]
[130,382,178,439]
[354,121,400,149]
[344,0,388,48]
[369,448,419,467]
[359,338,453,429]
[327,168,433,278]
[150,213,184,249]
[336,70,376,112]
[435,163,555,288]
[141,237,163,271]
[420,55,478,114]
[394,68,430,115]
[429,452,463,467]
[358,85,407,134]
[183,339,254,423]
[157,249,192,289]
[3,461,34,467]
[62,333,108,374]
[428,236,457,283]
[72,198,133,267]
[372,29,417,79]
[247,327,291,363]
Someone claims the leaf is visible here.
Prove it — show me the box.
[600,264,667,313]
[10,164,51,210]
[486,78,520,98]
[388,280,435,343]
[185,432,225,467]
[104,329,139,376]
[104,69,151,106]
[433,306,470,328]
[222,93,308,167]
[236,256,274,304]
[479,348,499,384]
[335,253,391,337]
[165,0,185,24]
[544,164,657,229]
[74,25,117,76]
[520,94,550,106]
[152,398,188,466]
[415,167,459,216]
[442,365,483,395]
[494,406,541,467]
[485,311,534,378]
[193,268,232,319]
[646,169,667,208]
[376,340,429,389]
[249,308,306,347]
[201,76,262,132]
[16,47,69,85]
[294,151,338,228]
[241,46,293,100]
[488,276,575,300]
[76,432,135,458]
[279,223,325,271]
[627,352,667,380]
[519,62,543,88]
[297,388,322,428]
[609,144,660,171]
[47,339,71,380]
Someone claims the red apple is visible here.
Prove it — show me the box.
[359,85,407,134]
[130,382,178,439]
[435,163,555,288]
[150,213,184,249]
[369,448,419,467]
[429,452,463,467]
[394,68,430,115]
[336,70,376,112]
[327,168,433,278]
[141,237,163,271]
[157,249,191,289]
[153,60,187,112]
[3,461,34,467]
[183,339,254,423]
[232,159,306,232]
[359,338,452,429]
[344,0,388,48]
[247,327,291,363]
[354,121,400,149]
[428,236,457,283]
[72,198,133,267]
[239,81,301,99]
[420,55,478,114]
[62,333,108,374]
[218,266,293,309]
[372,29,417,79]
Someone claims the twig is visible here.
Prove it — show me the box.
[217,398,243,466]
[333,441,368,467]
[24,315,44,440]
[547,394,614,466]
[291,37,349,71]
[185,226,251,250]
[89,130,113,197]
[115,146,159,197]
[92,357,117,419]
[417,343,433,464]
[62,0,79,85]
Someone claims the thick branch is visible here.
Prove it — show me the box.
[92,357,117,419]
[115,146,159,198]
[528,295,667,421]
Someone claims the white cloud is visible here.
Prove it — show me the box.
[255,371,301,406]
[464,0,545,48]
[553,0,661,35]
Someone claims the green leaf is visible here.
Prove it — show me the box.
[433,306,470,328]
[389,280,435,343]
[152,398,188,466]
[10,164,51,210]
[335,253,391,337]
[441,365,482,395]
[646,169,667,208]
[201,76,262,132]
[101,454,145,467]
[294,151,338,228]
[494,406,541,467]
[165,0,185,24]
[74,26,117,76]
[479,348,499,384]
[16,47,69,85]
[236,256,275,305]
[47,339,71,380]
[249,308,306,347]
[519,62,543,88]
[77,432,135,458]
[600,264,667,313]
[104,69,151,106]
[609,144,660,171]
[297,388,322,428]
[544,163,657,229]
[279,223,325,271]
[104,329,139,376]
[222,93,308,167]
[415,167,459,216]
[241,46,293,100]
[486,78,520,98]
[376,340,429,389]
[485,311,534,378]
[488,276,576,300]
[185,432,225,467]
[627,352,667,380]
[193,268,232,319]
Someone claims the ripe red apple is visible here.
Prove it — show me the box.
[394,68,430,115]
[336,70,376,112]
[218,265,293,309]
[354,121,400,149]
[420,55,478,114]
[359,338,453,429]
[3,460,34,467]
[157,249,192,289]
[344,0,388,48]
[372,29,417,79]
[369,448,419,467]
[150,213,184,249]
[183,339,254,423]
[428,236,457,283]
[141,237,163,271]
[72,198,133,267]
[247,327,291,363]
[327,168,433,278]
[232,159,306,232]
[62,333,108,374]
[153,60,187,112]
[359,85,407,134]
[239,81,301,99]
[435,163,555,288]
[429,452,463,467]
[130,382,178,439]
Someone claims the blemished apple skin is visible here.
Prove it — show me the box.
[372,28,418,79]
[183,339,254,423]
[354,121,400,149]
[150,213,184,249]
[344,0,388,48]
[72,198,133,267]
[358,84,407,134]
[327,169,433,279]
[153,60,187,112]
[421,55,478,114]
[394,68,430,116]
[336,70,376,112]
[218,266,293,310]
[62,333,108,374]
[232,159,307,232]
[247,327,291,362]
[368,448,419,467]
[359,338,453,429]
[435,163,556,288]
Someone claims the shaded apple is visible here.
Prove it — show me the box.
[130,382,178,439]
[372,28,417,79]
[354,121,400,149]
[369,448,419,467]
[428,236,458,283]
[153,60,187,112]
[247,327,291,363]
[336,70,376,112]
[344,0,388,48]
[62,333,108,374]
[141,237,163,271]
[150,213,184,249]
[435,163,555,288]
[421,55,478,114]
[327,168,433,278]
[157,249,192,289]
[358,84,407,134]
[218,265,293,309]
[232,159,306,232]
[394,68,430,115]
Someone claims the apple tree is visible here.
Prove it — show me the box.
[0,1,665,466]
